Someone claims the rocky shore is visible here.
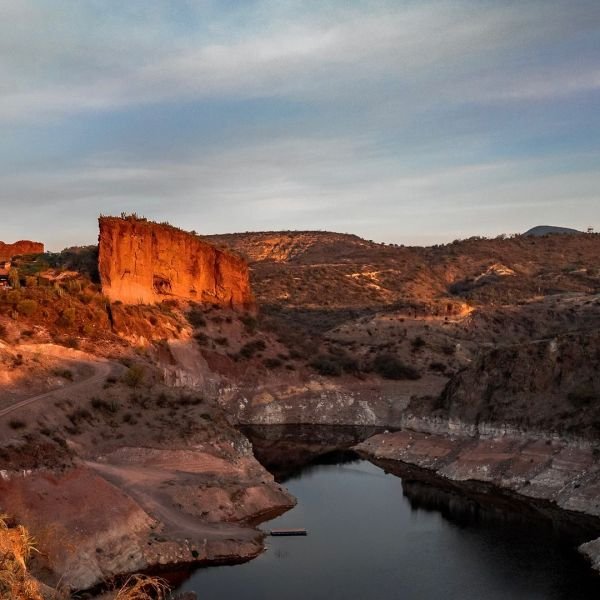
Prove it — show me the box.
[355,429,600,572]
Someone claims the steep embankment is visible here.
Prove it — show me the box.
[98,216,254,309]
[406,329,600,441]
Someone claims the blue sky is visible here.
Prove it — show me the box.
[1,0,599,250]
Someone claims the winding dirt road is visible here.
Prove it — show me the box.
[0,346,115,419]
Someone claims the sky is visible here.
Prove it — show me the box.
[1,0,599,250]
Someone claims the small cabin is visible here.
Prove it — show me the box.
[0,261,11,289]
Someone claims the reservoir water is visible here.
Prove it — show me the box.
[175,428,600,600]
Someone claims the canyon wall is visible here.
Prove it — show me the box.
[0,240,44,261]
[98,216,254,309]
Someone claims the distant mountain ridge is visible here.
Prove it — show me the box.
[203,228,600,312]
[524,225,583,236]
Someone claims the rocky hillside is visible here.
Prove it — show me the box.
[99,216,255,309]
[424,329,600,440]
[204,230,379,263]
[209,230,600,311]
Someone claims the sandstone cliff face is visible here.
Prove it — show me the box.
[0,240,44,261]
[98,217,254,309]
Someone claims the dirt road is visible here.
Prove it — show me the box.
[86,459,260,541]
[0,346,115,419]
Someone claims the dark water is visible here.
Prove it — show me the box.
[175,429,600,600]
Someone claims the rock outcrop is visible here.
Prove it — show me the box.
[98,216,254,309]
[0,240,44,261]
[426,331,600,441]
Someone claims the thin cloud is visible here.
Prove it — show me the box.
[2,2,598,121]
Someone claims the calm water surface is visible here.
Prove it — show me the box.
[175,442,600,599]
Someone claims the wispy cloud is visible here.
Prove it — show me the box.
[2,1,598,120]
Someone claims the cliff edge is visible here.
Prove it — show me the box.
[98,216,254,309]
[0,240,44,261]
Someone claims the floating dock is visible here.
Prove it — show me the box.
[270,528,307,536]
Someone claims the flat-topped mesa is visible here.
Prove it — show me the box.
[98,216,255,309]
[0,240,44,261]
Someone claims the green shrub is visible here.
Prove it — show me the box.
[5,290,22,305]
[68,408,92,424]
[58,307,77,326]
[568,384,597,407]
[310,355,343,376]
[123,364,145,388]
[411,336,426,351]
[240,314,258,334]
[239,339,267,359]
[194,332,209,346]
[122,412,137,425]
[16,299,38,316]
[187,308,207,328]
[263,357,283,369]
[79,292,94,305]
[91,397,119,413]
[373,353,420,380]
[80,323,95,336]
[64,337,79,349]
[53,368,73,381]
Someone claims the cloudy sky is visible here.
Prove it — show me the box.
[1,0,599,250]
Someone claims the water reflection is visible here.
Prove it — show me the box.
[173,427,600,600]
[240,424,384,481]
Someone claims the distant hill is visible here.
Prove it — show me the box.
[203,229,600,312]
[203,231,379,263]
[524,225,582,237]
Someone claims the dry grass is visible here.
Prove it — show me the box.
[0,514,43,600]
[114,574,170,600]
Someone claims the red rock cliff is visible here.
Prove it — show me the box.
[0,240,44,261]
[98,216,254,309]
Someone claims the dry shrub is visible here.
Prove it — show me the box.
[114,574,169,600]
[0,515,43,600]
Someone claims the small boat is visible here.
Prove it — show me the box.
[270,528,307,536]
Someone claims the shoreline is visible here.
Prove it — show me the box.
[355,428,600,573]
